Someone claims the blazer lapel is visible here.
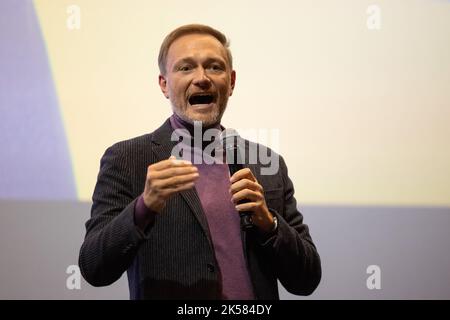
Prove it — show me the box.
[151,119,213,246]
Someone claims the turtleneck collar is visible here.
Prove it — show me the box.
[169,113,227,159]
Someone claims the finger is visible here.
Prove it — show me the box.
[230,179,263,194]
[149,157,193,171]
[235,202,258,212]
[158,172,199,189]
[158,182,196,199]
[231,189,261,204]
[167,182,196,194]
[151,166,198,180]
[230,168,255,184]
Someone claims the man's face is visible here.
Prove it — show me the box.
[159,33,236,127]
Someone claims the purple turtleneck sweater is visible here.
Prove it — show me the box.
[134,114,255,300]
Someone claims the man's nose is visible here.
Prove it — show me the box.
[192,68,211,89]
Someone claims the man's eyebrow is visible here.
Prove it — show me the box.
[173,56,226,66]
[171,57,196,72]
[203,57,226,65]
[174,57,196,65]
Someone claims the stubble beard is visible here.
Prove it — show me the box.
[171,100,228,128]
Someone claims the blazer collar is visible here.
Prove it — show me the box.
[150,118,213,248]
[151,118,176,146]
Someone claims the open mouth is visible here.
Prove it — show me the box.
[188,93,216,106]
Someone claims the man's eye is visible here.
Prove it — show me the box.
[178,65,192,72]
[209,65,223,71]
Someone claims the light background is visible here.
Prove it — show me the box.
[29,0,450,206]
[1,0,450,299]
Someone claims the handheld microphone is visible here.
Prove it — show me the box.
[219,128,254,231]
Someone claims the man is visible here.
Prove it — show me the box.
[79,24,321,299]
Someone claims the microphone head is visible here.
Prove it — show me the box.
[219,128,246,168]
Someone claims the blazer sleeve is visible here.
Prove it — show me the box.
[78,143,149,287]
[260,155,322,295]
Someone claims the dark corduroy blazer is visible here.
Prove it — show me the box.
[79,119,321,299]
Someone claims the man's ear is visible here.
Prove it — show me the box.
[229,70,236,96]
[159,75,169,99]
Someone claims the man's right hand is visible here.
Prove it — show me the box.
[142,156,199,213]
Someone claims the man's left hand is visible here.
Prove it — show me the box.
[230,168,275,233]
